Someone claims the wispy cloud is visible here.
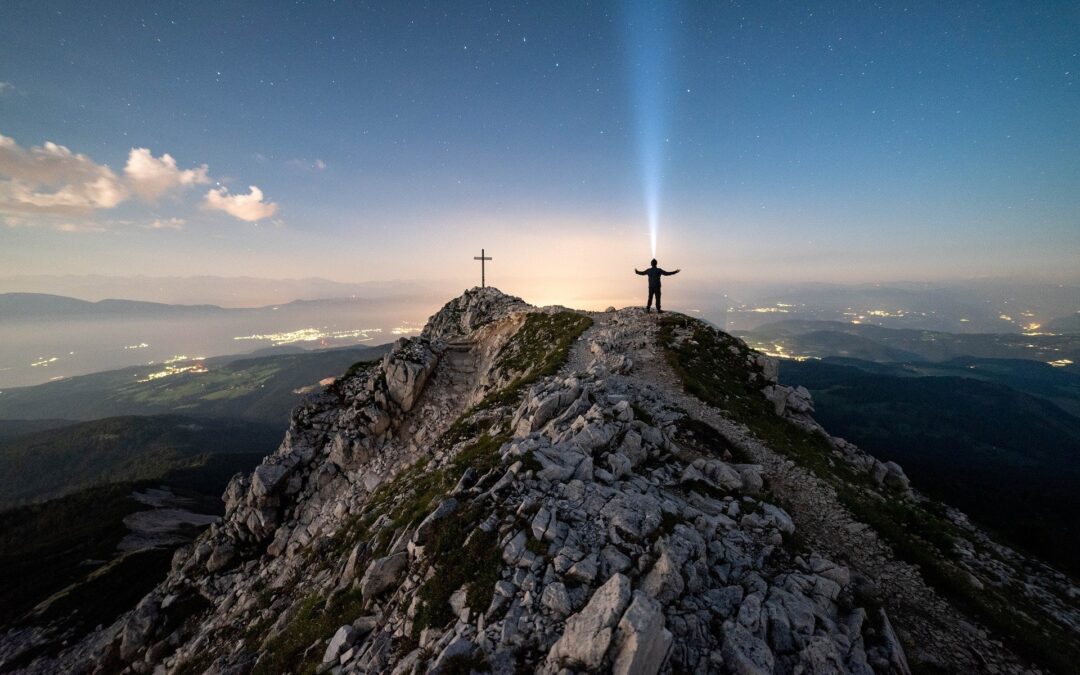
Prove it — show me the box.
[286,158,327,171]
[55,221,109,233]
[204,185,278,222]
[4,214,110,233]
[0,82,15,95]
[5,213,191,234]
[146,217,186,230]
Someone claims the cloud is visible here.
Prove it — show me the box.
[286,157,327,171]
[0,134,127,214]
[6,212,186,234]
[124,148,209,200]
[3,214,109,233]
[0,82,14,95]
[0,132,277,225]
[203,185,278,222]
[146,217,186,230]
[55,222,109,233]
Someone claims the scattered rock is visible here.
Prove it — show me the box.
[44,289,1051,675]
[359,552,409,599]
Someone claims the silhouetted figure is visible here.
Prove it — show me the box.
[635,259,680,313]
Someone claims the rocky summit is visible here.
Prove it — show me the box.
[12,288,1079,675]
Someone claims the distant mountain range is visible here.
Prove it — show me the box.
[0,293,229,321]
[0,290,426,388]
[0,292,416,322]
[0,275,445,307]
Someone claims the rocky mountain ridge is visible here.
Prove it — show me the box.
[7,288,1078,675]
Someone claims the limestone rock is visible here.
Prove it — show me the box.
[323,625,357,663]
[53,291,1043,675]
[547,573,632,669]
[251,461,292,497]
[360,552,409,599]
[612,591,672,675]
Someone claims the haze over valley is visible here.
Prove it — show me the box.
[0,290,435,388]
[4,276,1077,389]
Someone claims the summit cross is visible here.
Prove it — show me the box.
[473,248,492,288]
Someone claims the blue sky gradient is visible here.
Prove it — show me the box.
[0,1,1076,294]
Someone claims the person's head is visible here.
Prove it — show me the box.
[650,259,657,267]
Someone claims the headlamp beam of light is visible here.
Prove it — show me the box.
[629,1,670,260]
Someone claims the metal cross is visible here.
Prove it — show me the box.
[473,248,492,288]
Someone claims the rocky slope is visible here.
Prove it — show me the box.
[9,288,1078,675]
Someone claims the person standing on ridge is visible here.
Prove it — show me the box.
[635,259,680,313]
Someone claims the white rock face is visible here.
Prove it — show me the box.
[546,573,632,669]
[383,344,438,413]
[36,289,1064,675]
[324,625,358,663]
[612,590,672,675]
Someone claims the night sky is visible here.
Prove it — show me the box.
[0,1,1077,302]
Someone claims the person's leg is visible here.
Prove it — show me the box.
[656,289,662,313]
[646,289,654,312]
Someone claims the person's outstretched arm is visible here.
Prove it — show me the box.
[634,269,646,275]
[662,268,680,275]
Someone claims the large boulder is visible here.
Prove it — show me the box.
[360,552,409,599]
[547,573,632,670]
[413,498,459,545]
[383,343,438,413]
[251,461,293,498]
[323,625,358,663]
[641,525,706,603]
[612,591,672,675]
[119,596,160,661]
[722,621,775,675]
[205,540,235,573]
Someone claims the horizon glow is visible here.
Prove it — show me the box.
[627,1,671,260]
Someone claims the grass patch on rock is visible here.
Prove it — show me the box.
[444,311,591,446]
[519,450,543,474]
[630,402,656,426]
[412,505,502,638]
[493,311,593,385]
[343,358,380,380]
[681,478,731,502]
[478,311,593,413]
[440,651,492,674]
[252,587,366,675]
[673,415,752,464]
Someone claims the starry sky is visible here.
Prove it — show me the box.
[0,1,1077,304]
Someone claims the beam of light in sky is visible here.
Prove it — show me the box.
[627,0,672,260]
